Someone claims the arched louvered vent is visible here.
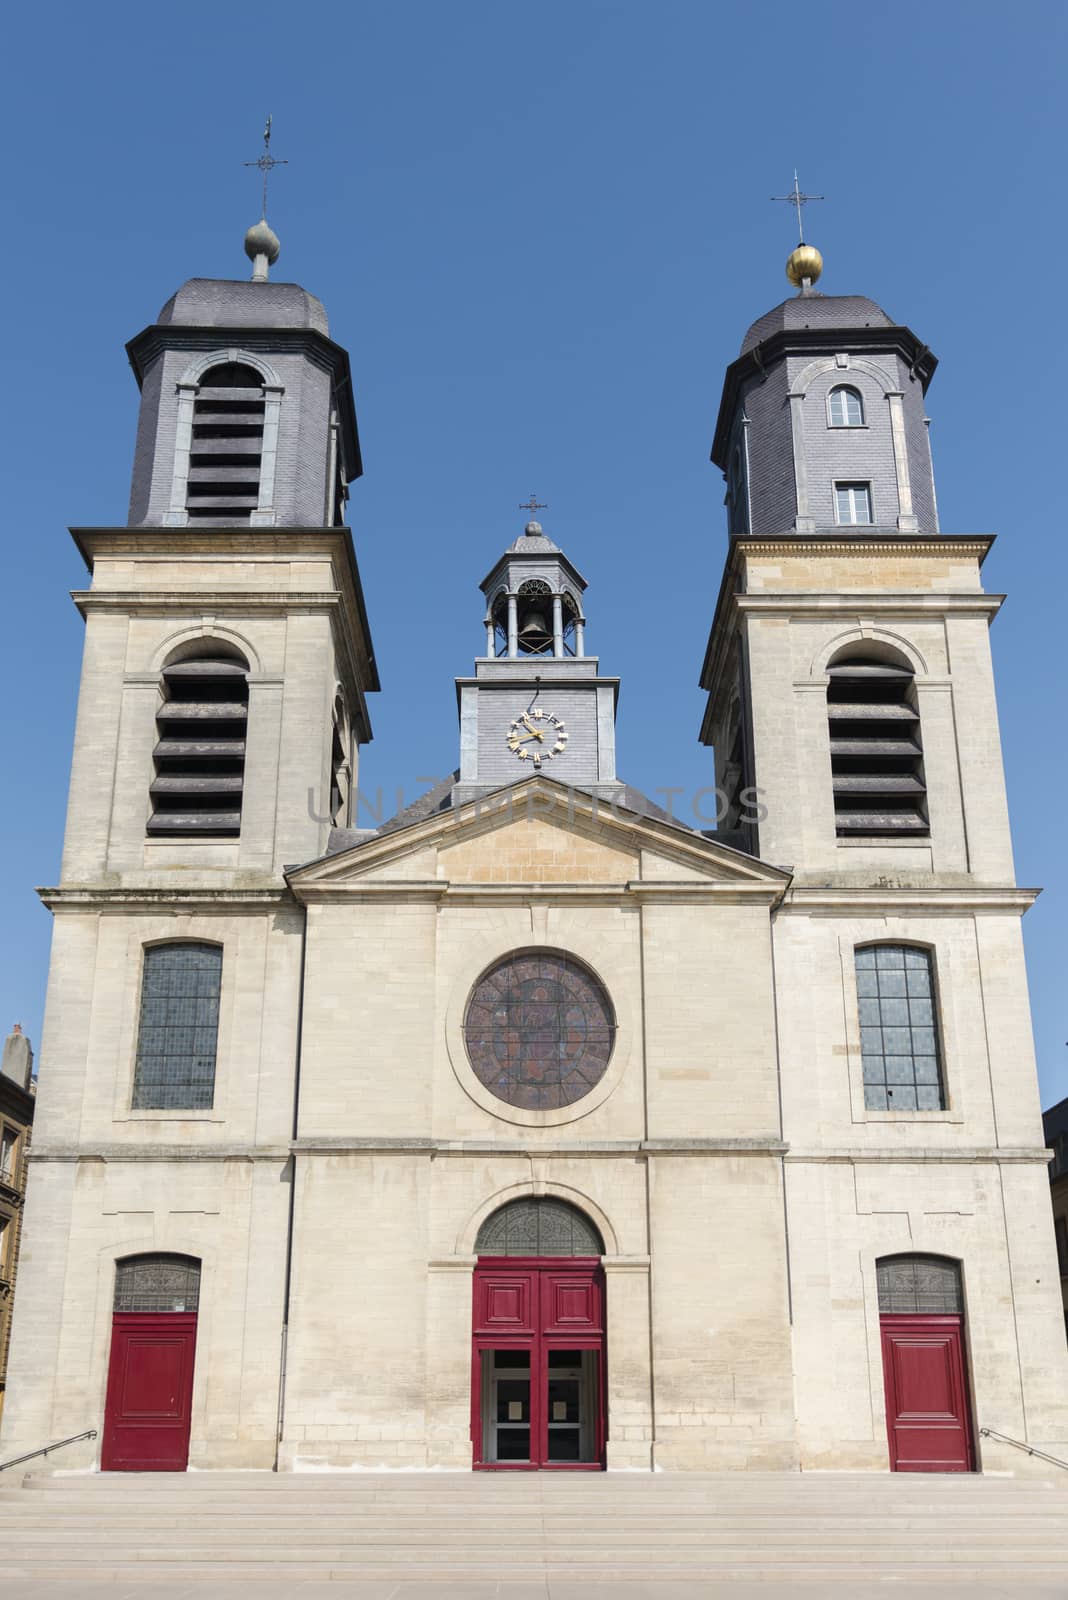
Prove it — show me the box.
[148,657,248,836]
[827,656,928,836]
[186,362,265,521]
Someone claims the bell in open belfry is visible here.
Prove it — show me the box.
[518,606,553,653]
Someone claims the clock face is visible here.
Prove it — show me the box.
[506,708,568,767]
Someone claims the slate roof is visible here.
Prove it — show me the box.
[156,278,330,336]
[740,293,894,355]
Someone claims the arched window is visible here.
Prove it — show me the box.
[856,945,944,1110]
[186,362,265,522]
[114,1253,201,1313]
[149,649,249,836]
[876,1255,962,1314]
[476,1198,604,1257]
[828,385,864,427]
[464,951,616,1111]
[827,653,927,835]
[132,944,222,1110]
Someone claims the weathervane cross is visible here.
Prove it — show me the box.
[244,115,288,221]
[519,494,547,515]
[771,170,824,244]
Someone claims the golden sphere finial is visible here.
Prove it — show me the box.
[786,242,823,288]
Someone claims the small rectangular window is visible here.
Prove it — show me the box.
[0,1125,17,1181]
[835,482,873,525]
[856,945,945,1111]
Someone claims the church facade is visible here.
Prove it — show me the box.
[2,229,1066,1476]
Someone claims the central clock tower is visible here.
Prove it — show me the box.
[452,518,620,804]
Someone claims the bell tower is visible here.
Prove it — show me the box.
[453,514,620,804]
[60,215,378,882]
[700,240,1014,886]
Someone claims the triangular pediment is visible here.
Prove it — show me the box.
[286,777,790,901]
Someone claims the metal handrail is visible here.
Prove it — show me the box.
[980,1426,1068,1471]
[0,1429,97,1473]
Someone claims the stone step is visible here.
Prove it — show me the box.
[8,1560,1068,1584]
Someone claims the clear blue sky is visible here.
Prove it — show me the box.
[2,0,1066,1105]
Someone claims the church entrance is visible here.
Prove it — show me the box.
[471,1199,606,1470]
[877,1255,974,1472]
[101,1255,200,1472]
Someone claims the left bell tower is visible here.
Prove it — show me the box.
[62,220,378,881]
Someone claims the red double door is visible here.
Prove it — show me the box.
[881,1314,974,1472]
[101,1313,198,1471]
[472,1257,606,1469]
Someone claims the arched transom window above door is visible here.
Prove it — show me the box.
[114,1253,201,1313]
[476,1198,604,1257]
[463,951,615,1111]
[876,1255,962,1314]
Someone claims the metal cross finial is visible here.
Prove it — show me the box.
[519,494,547,515]
[771,170,824,244]
[244,115,288,220]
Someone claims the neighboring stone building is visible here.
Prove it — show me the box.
[0,1026,35,1428]
[1042,1097,1068,1339]
[1,225,1066,1476]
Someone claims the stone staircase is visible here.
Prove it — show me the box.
[1,1469,1067,1585]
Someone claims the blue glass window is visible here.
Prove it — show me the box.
[856,945,944,1111]
[132,944,222,1110]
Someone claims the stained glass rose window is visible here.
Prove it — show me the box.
[464,952,615,1111]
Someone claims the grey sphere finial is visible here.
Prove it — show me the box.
[524,520,543,537]
[244,219,281,278]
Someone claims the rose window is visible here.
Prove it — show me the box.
[463,952,615,1111]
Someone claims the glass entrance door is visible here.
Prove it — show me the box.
[481,1349,532,1464]
[545,1348,599,1464]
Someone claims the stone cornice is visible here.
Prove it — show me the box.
[30,1145,290,1164]
[293,1136,789,1157]
[73,590,341,614]
[785,1147,1051,1164]
[780,886,1039,915]
[292,880,786,907]
[38,886,292,911]
[733,592,1004,619]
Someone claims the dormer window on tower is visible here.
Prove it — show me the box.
[834,482,873,526]
[828,385,864,428]
[186,362,266,522]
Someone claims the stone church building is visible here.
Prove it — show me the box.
[2,223,1065,1477]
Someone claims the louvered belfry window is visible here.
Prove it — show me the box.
[132,944,221,1111]
[827,655,928,836]
[149,655,248,836]
[186,362,265,521]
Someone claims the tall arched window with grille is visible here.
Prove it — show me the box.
[827,653,927,835]
[856,944,945,1110]
[132,943,222,1110]
[186,362,266,521]
[149,649,249,836]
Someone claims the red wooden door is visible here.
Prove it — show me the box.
[472,1259,605,1470]
[101,1313,197,1471]
[881,1314,974,1472]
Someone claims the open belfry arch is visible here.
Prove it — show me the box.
[2,185,1067,1480]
